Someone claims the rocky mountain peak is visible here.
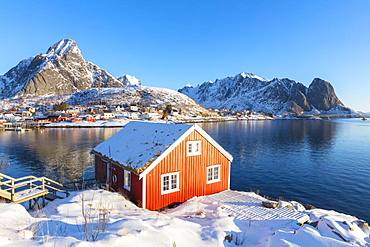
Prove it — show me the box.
[239,72,266,81]
[45,38,79,58]
[0,38,123,98]
[307,78,344,111]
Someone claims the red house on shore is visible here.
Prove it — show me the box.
[93,121,233,210]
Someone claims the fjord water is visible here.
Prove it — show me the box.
[0,119,369,221]
[200,119,370,222]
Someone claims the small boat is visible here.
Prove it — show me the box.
[362,117,367,121]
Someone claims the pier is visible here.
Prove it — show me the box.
[0,172,68,208]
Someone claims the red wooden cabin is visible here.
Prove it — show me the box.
[93,121,233,210]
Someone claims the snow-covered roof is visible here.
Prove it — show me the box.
[93,121,193,171]
[93,121,233,175]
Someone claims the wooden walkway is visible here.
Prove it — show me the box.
[0,172,68,207]
[206,190,309,225]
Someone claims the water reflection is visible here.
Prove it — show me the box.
[0,128,119,183]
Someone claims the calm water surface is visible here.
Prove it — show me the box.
[0,119,369,221]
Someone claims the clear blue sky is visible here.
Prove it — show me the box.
[1,0,370,111]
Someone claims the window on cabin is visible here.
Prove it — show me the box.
[187,140,201,156]
[161,172,179,195]
[124,170,131,191]
[207,165,221,184]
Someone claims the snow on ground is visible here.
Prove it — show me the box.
[0,190,369,247]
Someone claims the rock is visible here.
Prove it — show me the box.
[262,200,279,209]
[290,201,306,212]
[278,201,294,209]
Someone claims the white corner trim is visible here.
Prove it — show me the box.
[142,175,146,209]
[160,171,180,195]
[139,126,196,179]
[206,164,221,184]
[228,161,231,190]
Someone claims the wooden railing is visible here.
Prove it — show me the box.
[0,172,68,203]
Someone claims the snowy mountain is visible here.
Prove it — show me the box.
[0,39,123,98]
[0,39,210,115]
[179,72,351,114]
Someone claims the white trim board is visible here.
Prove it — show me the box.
[139,124,233,179]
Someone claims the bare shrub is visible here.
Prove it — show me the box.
[78,191,111,241]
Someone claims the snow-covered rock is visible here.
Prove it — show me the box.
[117,74,141,87]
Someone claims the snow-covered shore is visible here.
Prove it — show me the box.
[0,190,368,247]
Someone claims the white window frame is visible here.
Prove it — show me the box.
[186,140,201,156]
[206,165,221,184]
[124,170,131,191]
[161,172,180,195]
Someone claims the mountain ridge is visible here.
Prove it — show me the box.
[179,72,351,114]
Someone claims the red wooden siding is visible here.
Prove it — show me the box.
[95,155,107,183]
[94,154,143,206]
[130,173,143,207]
[145,129,230,210]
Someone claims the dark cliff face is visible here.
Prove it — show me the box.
[307,78,344,111]
[179,73,350,114]
[0,39,122,98]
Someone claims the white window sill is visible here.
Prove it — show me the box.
[206,179,221,184]
[161,188,180,195]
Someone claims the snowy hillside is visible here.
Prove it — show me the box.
[179,72,352,115]
[68,86,209,115]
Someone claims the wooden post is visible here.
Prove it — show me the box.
[11,179,14,201]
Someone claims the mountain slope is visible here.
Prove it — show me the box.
[0,39,123,98]
[179,72,351,114]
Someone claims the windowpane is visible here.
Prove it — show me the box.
[188,143,192,153]
[207,168,213,181]
[214,167,219,180]
[163,176,169,191]
[171,174,177,189]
